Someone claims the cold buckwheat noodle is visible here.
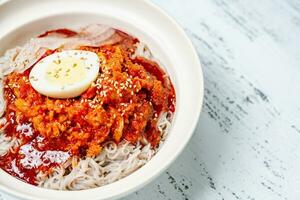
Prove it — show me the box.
[0,24,175,190]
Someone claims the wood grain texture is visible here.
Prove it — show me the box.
[122,0,300,199]
[1,0,300,200]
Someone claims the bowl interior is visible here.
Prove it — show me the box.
[0,1,203,200]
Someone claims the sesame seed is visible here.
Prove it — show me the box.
[53,60,61,64]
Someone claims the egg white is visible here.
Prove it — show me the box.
[29,50,100,98]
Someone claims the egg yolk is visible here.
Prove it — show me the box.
[45,57,86,86]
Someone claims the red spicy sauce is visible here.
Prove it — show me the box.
[38,28,78,38]
[0,40,175,185]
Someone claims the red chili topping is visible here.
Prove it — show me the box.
[0,41,175,185]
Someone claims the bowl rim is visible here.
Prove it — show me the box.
[0,0,204,199]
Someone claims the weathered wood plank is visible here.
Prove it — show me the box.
[1,0,300,200]
[124,0,300,199]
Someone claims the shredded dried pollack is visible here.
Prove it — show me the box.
[0,30,173,190]
[36,111,171,190]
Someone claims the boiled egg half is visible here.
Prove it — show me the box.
[29,50,100,98]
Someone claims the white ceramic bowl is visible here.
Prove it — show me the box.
[0,0,203,199]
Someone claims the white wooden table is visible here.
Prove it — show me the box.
[1,0,300,199]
